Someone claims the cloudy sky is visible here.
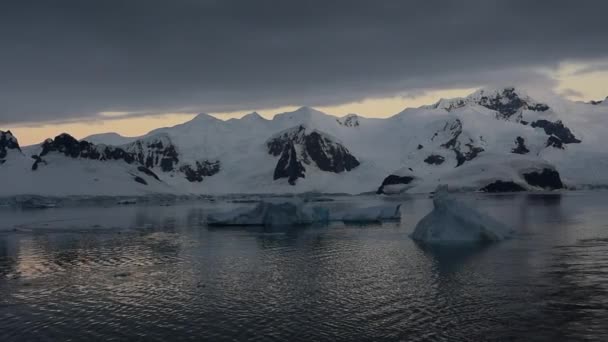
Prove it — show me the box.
[2,0,608,144]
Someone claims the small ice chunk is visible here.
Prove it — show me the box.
[19,197,58,209]
[207,201,329,227]
[411,185,512,244]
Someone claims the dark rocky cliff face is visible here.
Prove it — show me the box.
[123,137,179,172]
[0,130,22,160]
[530,120,581,147]
[476,87,549,120]
[274,143,306,185]
[39,133,135,162]
[424,155,445,165]
[376,175,415,194]
[434,119,485,167]
[33,133,218,183]
[267,125,359,185]
[523,168,564,190]
[179,160,221,182]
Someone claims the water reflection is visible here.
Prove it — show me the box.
[1,193,608,341]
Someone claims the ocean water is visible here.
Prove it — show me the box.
[1,192,608,341]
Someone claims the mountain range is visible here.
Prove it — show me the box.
[2,87,608,197]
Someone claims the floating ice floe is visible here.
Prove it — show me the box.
[411,185,512,244]
[208,200,401,226]
[207,201,329,226]
[17,196,59,209]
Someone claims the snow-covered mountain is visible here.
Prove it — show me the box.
[3,87,608,196]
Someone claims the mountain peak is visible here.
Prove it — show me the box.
[240,111,266,122]
[189,112,221,123]
[427,87,549,119]
[0,130,22,159]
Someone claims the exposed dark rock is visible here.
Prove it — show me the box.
[520,120,529,125]
[179,160,221,182]
[435,119,484,167]
[137,166,160,181]
[377,175,415,194]
[274,143,306,185]
[31,155,47,171]
[523,168,564,190]
[33,133,188,177]
[304,131,359,173]
[546,136,564,149]
[511,136,530,154]
[124,137,179,171]
[134,176,147,185]
[424,155,445,165]
[530,120,581,144]
[417,144,423,150]
[480,181,526,193]
[39,133,136,164]
[337,114,360,127]
[0,130,22,159]
[454,144,484,167]
[475,87,549,120]
[267,125,359,185]
[589,97,606,105]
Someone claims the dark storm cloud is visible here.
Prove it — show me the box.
[1,0,608,124]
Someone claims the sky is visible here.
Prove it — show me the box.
[1,0,608,145]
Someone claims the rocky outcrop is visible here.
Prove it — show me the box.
[523,168,564,190]
[511,136,530,154]
[589,97,606,105]
[39,133,136,163]
[428,87,550,121]
[179,160,220,182]
[376,175,415,194]
[273,144,306,185]
[424,155,445,165]
[121,134,179,172]
[267,125,359,185]
[434,119,485,167]
[337,114,360,127]
[0,130,21,160]
[34,133,218,183]
[136,166,160,181]
[531,120,581,145]
[476,87,549,120]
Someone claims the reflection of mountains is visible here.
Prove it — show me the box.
[538,237,608,338]
[0,218,184,282]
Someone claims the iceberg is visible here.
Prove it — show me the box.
[207,200,400,226]
[207,201,329,227]
[411,185,512,244]
[341,204,401,224]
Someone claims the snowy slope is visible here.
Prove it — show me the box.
[2,87,608,196]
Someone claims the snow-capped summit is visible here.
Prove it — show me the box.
[3,87,608,196]
[337,114,361,127]
[427,87,550,121]
[237,111,266,123]
[266,125,359,185]
[84,132,136,145]
[0,130,22,161]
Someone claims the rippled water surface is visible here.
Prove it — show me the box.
[1,193,608,341]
